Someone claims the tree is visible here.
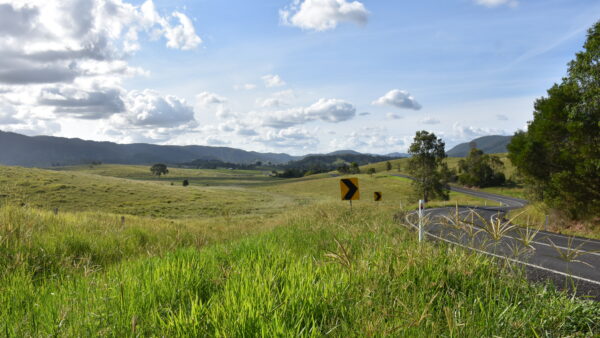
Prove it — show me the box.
[350,162,360,174]
[508,21,600,220]
[337,163,350,175]
[407,131,449,202]
[150,163,169,177]
[385,161,392,171]
[367,167,376,177]
[182,179,189,187]
[457,148,505,187]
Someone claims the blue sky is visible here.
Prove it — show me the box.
[0,0,598,154]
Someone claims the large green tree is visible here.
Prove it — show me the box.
[407,130,450,202]
[458,148,505,188]
[508,21,600,219]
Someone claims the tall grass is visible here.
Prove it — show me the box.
[1,203,598,336]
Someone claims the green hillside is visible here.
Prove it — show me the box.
[0,164,597,336]
[446,135,513,157]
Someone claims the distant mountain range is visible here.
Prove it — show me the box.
[0,131,296,167]
[0,130,508,168]
[446,135,513,157]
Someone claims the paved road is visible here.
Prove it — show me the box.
[393,174,600,300]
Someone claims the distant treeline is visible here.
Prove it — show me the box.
[180,154,405,178]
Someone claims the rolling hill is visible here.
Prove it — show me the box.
[446,135,513,157]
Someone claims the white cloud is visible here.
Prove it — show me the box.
[262,74,286,88]
[257,98,284,108]
[451,122,506,141]
[263,98,356,129]
[196,91,227,106]
[38,86,125,119]
[496,114,508,121]
[373,89,422,110]
[474,0,518,8]
[164,12,202,50]
[280,0,368,31]
[254,127,319,150]
[421,117,440,125]
[113,89,196,128]
[234,83,257,90]
[386,113,403,120]
[329,128,404,153]
[0,99,20,124]
[215,106,237,119]
[0,0,202,139]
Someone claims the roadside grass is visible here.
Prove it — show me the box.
[508,203,600,240]
[478,186,528,200]
[1,203,598,336]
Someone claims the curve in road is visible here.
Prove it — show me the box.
[393,174,600,300]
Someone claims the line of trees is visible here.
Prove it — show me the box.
[507,21,600,220]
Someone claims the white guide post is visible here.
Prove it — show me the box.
[418,199,424,242]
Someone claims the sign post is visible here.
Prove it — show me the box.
[340,178,360,210]
[418,199,424,242]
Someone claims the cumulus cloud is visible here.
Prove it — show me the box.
[164,12,202,50]
[280,0,368,31]
[262,74,286,88]
[0,0,202,140]
[111,89,195,128]
[373,89,422,110]
[359,112,370,116]
[329,127,404,153]
[263,98,356,129]
[0,118,61,136]
[0,0,201,86]
[255,127,319,150]
[452,122,506,140]
[421,117,440,125]
[257,98,285,108]
[38,86,125,119]
[386,113,403,120]
[496,114,508,121]
[196,91,227,106]
[474,0,518,8]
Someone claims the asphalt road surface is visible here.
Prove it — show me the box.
[393,174,600,300]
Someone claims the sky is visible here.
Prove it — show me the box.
[0,0,598,155]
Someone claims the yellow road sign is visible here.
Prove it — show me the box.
[340,178,360,200]
[374,192,382,201]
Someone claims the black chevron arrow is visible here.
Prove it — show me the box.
[374,192,382,201]
[342,179,358,200]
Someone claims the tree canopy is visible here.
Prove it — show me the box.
[407,130,450,202]
[150,164,169,177]
[457,148,505,188]
[508,21,600,219]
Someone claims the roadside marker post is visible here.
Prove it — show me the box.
[418,199,424,242]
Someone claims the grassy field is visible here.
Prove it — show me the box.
[0,164,598,335]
